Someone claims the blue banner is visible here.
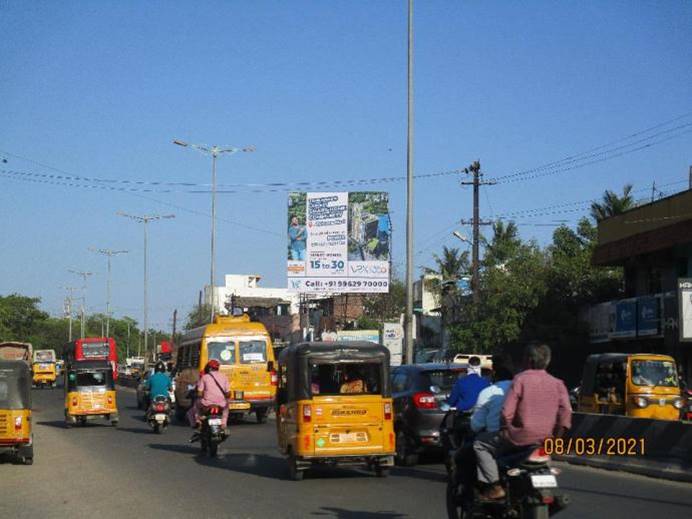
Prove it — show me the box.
[611,299,637,338]
[637,296,661,337]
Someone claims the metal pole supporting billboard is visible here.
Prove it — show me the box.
[404,0,415,365]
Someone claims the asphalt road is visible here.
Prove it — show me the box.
[1,387,691,519]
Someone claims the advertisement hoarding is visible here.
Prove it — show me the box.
[287,192,390,293]
[335,330,380,343]
[679,279,692,342]
[611,299,637,339]
[637,296,662,337]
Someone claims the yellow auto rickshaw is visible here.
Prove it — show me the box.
[276,341,395,480]
[578,353,682,420]
[64,360,119,427]
[0,360,33,464]
[32,349,58,388]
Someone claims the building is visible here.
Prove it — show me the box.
[205,274,302,344]
[587,187,692,383]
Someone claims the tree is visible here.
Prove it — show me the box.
[590,184,635,222]
[482,221,521,268]
[359,278,406,330]
[185,304,212,330]
[0,294,48,342]
[423,246,470,293]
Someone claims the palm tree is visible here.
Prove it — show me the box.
[483,221,520,267]
[424,246,470,285]
[590,184,635,222]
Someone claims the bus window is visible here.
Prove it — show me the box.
[239,340,267,364]
[207,339,235,365]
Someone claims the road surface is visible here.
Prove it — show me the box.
[1,387,691,518]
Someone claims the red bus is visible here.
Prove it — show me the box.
[64,337,118,379]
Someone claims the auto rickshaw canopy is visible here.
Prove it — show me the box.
[278,341,391,401]
[0,360,32,410]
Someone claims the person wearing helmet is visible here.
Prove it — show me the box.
[147,361,172,403]
[192,359,230,430]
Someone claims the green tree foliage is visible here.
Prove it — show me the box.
[359,278,406,330]
[0,293,167,360]
[423,246,470,295]
[185,304,212,330]
[590,184,635,222]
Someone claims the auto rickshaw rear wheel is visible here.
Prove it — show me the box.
[22,456,33,465]
[374,464,389,477]
[287,451,304,481]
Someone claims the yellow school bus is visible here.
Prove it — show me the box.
[174,314,277,423]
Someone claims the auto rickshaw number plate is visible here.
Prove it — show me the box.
[330,432,368,443]
[228,402,251,410]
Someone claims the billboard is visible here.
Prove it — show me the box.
[287,192,390,293]
[679,279,692,342]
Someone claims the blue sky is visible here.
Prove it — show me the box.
[1,1,691,331]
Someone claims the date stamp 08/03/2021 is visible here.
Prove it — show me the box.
[543,437,646,456]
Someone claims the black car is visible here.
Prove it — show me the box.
[391,363,472,466]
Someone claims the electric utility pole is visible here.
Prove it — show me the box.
[61,286,80,341]
[404,0,415,365]
[89,247,128,337]
[461,161,495,305]
[173,139,254,324]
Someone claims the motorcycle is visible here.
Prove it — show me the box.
[197,404,227,457]
[147,395,171,434]
[440,405,569,519]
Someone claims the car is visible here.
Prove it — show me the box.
[391,362,488,466]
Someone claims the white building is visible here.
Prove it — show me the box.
[205,274,301,316]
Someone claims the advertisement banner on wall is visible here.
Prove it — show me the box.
[611,298,637,339]
[679,279,692,342]
[382,322,403,366]
[637,296,662,337]
[336,330,380,343]
[287,192,390,293]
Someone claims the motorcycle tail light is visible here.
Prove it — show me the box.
[542,496,555,505]
[155,404,165,412]
[14,416,22,431]
[210,406,220,415]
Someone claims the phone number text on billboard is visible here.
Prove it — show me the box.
[289,278,389,293]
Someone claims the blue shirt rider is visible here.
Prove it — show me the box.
[447,356,490,411]
[146,362,172,400]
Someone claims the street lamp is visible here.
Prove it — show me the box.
[452,231,469,244]
[89,247,128,337]
[117,212,174,358]
[173,139,255,323]
[68,269,93,338]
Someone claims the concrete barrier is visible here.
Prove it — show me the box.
[555,412,692,482]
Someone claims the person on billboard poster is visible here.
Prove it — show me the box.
[288,215,306,261]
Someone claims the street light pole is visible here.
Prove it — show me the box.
[173,139,254,323]
[404,0,415,365]
[61,286,80,341]
[68,270,93,339]
[117,212,174,358]
[89,248,128,337]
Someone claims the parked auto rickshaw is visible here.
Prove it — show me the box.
[578,353,682,420]
[64,360,119,427]
[276,341,395,480]
[32,350,58,388]
[0,360,33,464]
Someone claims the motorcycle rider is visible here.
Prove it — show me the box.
[473,343,571,501]
[452,361,514,509]
[447,356,490,411]
[193,359,230,431]
[146,361,172,416]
